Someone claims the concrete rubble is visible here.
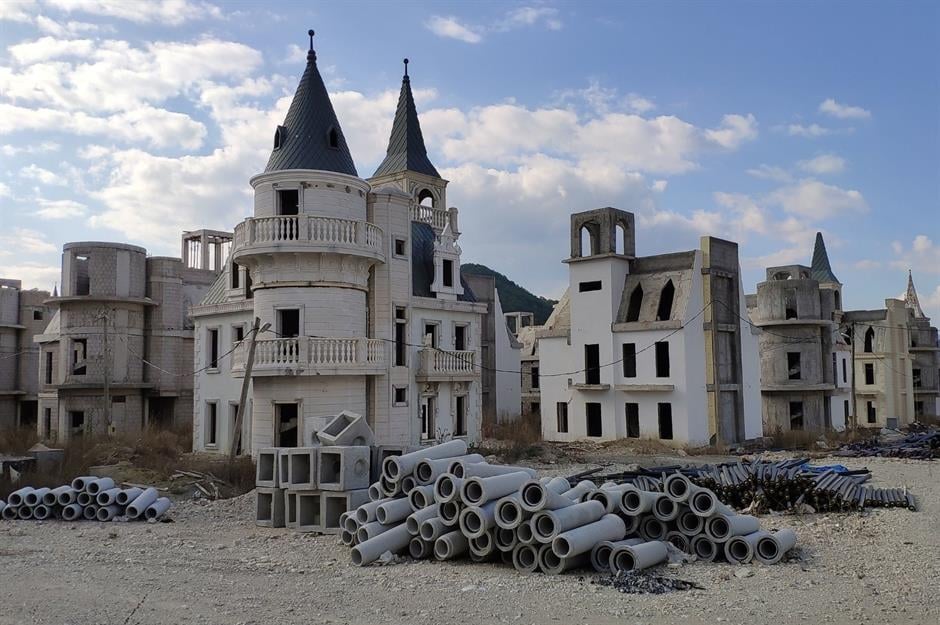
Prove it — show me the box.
[1,477,171,522]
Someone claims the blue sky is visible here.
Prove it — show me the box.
[1,0,938,317]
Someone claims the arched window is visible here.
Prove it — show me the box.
[656,280,675,321]
[834,290,841,310]
[273,125,285,150]
[615,224,626,255]
[328,126,339,149]
[864,327,875,353]
[417,188,434,207]
[580,227,594,257]
[626,284,643,322]
[773,271,791,281]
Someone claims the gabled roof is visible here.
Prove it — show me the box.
[264,33,357,176]
[905,270,927,319]
[411,222,475,302]
[372,62,440,179]
[810,232,840,284]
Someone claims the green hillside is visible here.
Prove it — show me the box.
[461,263,557,324]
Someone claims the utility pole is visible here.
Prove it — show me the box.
[849,320,857,429]
[230,317,269,460]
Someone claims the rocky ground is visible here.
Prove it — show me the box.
[0,455,937,625]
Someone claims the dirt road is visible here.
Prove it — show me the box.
[1,456,937,625]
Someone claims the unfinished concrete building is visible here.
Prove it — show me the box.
[517,307,563,419]
[33,234,224,441]
[0,279,53,428]
[537,207,762,446]
[904,272,940,422]
[747,233,852,434]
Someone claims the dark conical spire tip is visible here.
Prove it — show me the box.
[307,29,316,61]
[403,58,409,79]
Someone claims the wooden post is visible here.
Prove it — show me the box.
[230,317,265,460]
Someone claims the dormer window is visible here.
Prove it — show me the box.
[327,126,339,149]
[273,125,286,150]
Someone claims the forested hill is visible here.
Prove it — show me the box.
[461,263,557,325]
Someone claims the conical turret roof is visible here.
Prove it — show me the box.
[810,232,840,284]
[904,270,927,319]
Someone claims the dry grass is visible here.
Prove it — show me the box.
[476,412,544,463]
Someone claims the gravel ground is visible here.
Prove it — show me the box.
[0,455,937,625]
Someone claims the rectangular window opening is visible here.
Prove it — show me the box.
[45,351,53,384]
[789,401,804,431]
[655,341,670,378]
[531,366,540,389]
[584,344,600,385]
[208,329,219,369]
[442,259,454,288]
[866,401,876,424]
[231,263,240,289]
[69,410,85,437]
[578,280,602,292]
[787,352,801,380]
[626,403,639,438]
[206,403,218,445]
[72,338,87,376]
[657,403,673,439]
[622,343,636,378]
[455,395,466,436]
[421,397,435,440]
[424,323,437,348]
[276,403,299,447]
[277,189,299,215]
[394,386,407,406]
[586,402,602,437]
[278,309,300,338]
[556,402,568,433]
[394,239,406,257]
[454,325,467,351]
[864,363,874,385]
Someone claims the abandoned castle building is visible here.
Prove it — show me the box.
[536,208,762,446]
[0,279,52,429]
[191,42,491,455]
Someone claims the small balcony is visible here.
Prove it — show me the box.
[232,215,384,263]
[232,336,385,376]
[415,348,478,382]
[411,204,449,231]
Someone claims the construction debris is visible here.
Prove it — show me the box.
[1,477,171,522]
[835,429,940,460]
[592,570,704,594]
[340,441,798,573]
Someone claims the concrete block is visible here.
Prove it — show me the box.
[318,446,371,491]
[287,447,318,489]
[285,490,299,529]
[256,448,280,488]
[296,491,323,533]
[278,449,291,487]
[322,489,370,535]
[317,411,375,447]
[256,487,285,528]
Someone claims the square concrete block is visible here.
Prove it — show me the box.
[322,489,370,534]
[256,487,285,528]
[287,447,318,489]
[317,446,371,491]
[285,491,298,529]
[370,445,413,482]
[278,449,291,486]
[317,411,375,447]
[256,448,280,488]
[296,491,323,533]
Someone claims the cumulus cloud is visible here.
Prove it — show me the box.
[890,235,940,274]
[35,14,104,36]
[0,182,12,197]
[45,0,221,25]
[20,163,65,185]
[797,153,846,175]
[425,16,482,43]
[0,0,36,22]
[766,179,867,219]
[787,123,834,138]
[746,164,792,182]
[0,227,58,254]
[1,140,60,156]
[426,6,563,43]
[704,114,758,149]
[36,197,86,218]
[819,98,871,120]
[0,261,60,290]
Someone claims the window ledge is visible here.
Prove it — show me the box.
[206,368,220,375]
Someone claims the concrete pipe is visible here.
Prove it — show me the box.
[368,483,384,501]
[415,454,485,485]
[7,487,35,507]
[639,516,668,541]
[724,530,771,564]
[56,488,79,506]
[610,540,668,573]
[590,538,644,573]
[32,504,52,520]
[2,505,19,520]
[653,496,681,522]
[351,523,412,566]
[495,527,519,552]
[588,485,634,513]
[519,479,576,513]
[408,485,436,511]
[469,549,497,564]
[459,501,499,538]
[77,492,94,507]
[665,531,691,554]
[552,514,626,559]
[754,529,797,565]
[342,512,359,534]
[664,473,695,502]
[517,519,536,545]
[86,478,115,495]
[61,503,82,521]
[357,521,395,543]
[144,497,172,521]
[96,487,123,507]
[24,487,50,507]
[494,494,525,529]
[462,472,532,506]
[620,489,661,516]
[438,500,461,525]
[70,476,97,492]
[706,514,760,543]
[469,530,495,557]
[689,489,732,517]
[561,480,597,502]
[539,543,590,575]
[17,505,34,519]
[691,535,720,562]
[419,516,452,542]
[380,475,402,498]
[621,513,641,536]
[82,505,98,520]
[677,508,705,536]
[499,549,514,566]
[115,488,143,506]
[531,500,605,543]
[456,463,538,480]
[433,530,469,561]
[511,543,540,573]
[383,440,469,482]
[355,497,396,524]
[409,536,434,559]
[45,486,72,506]
[341,529,356,547]
[376,498,414,525]
[126,487,159,519]
[400,475,417,495]
[433,473,463,504]
[405,504,439,535]
[97,505,121,521]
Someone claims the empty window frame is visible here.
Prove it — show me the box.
[395,307,407,366]
[207,329,219,369]
[455,395,466,436]
[842,358,847,384]
[69,410,85,437]
[421,397,435,440]
[71,338,87,375]
[843,399,850,421]
[43,408,52,439]
[530,402,540,415]
[655,341,670,377]
[625,403,639,438]
[787,352,802,380]
[233,325,245,345]
[626,285,643,322]
[44,350,53,384]
[277,309,300,338]
[789,401,804,430]
[657,403,673,440]
[864,363,874,385]
[277,189,299,216]
[393,386,407,406]
[784,290,798,320]
[864,327,874,353]
[622,343,636,378]
[276,403,299,447]
[454,324,467,351]
[866,401,876,424]
[579,280,602,292]
[206,402,218,446]
[586,402,602,437]
[442,259,454,288]
[33,309,43,321]
[656,280,675,321]
[531,366,540,389]
[424,323,438,348]
[584,344,600,384]
[231,262,240,289]
[556,402,568,433]
[913,368,922,388]
[394,238,407,257]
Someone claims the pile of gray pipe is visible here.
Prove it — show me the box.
[1,476,171,523]
[341,441,797,573]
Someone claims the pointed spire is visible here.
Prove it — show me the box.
[810,232,839,284]
[372,59,440,179]
[264,29,357,176]
[52,282,58,298]
[905,270,927,318]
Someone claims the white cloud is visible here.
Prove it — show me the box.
[0,0,36,22]
[45,0,221,25]
[284,43,307,64]
[651,180,667,192]
[713,191,769,237]
[498,7,562,31]
[704,113,758,149]
[921,285,940,321]
[20,163,65,185]
[819,98,871,120]
[0,182,12,197]
[746,164,792,182]
[36,197,86,218]
[797,153,846,175]
[425,16,482,43]
[35,14,103,36]
[787,123,834,138]
[1,140,60,156]
[766,179,867,219]
[854,259,881,270]
[555,81,655,115]
[0,227,58,253]
[0,262,60,290]
[7,36,96,64]
[890,235,940,274]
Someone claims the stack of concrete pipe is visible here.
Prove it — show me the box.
[1,476,171,522]
[341,442,797,573]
